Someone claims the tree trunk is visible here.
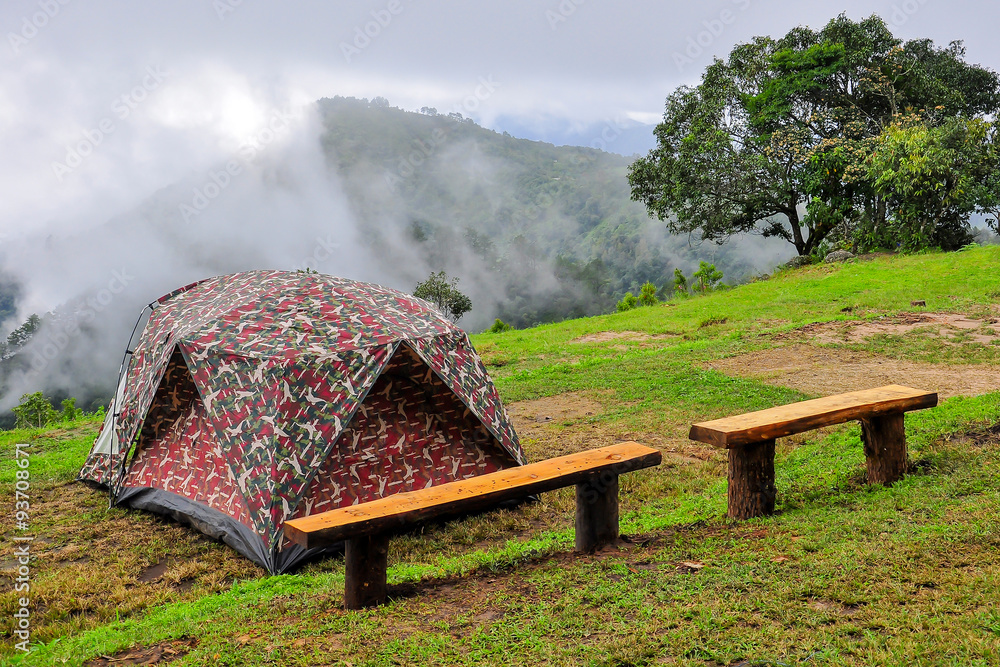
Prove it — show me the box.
[861,412,907,485]
[788,206,806,255]
[344,533,389,610]
[728,440,776,519]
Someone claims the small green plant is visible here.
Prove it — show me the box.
[62,397,83,422]
[488,318,513,333]
[616,292,638,312]
[12,391,59,429]
[638,282,660,307]
[672,268,688,296]
[692,261,724,293]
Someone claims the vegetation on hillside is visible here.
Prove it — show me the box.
[317,95,788,329]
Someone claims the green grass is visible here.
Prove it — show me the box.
[0,417,104,485]
[5,247,1000,665]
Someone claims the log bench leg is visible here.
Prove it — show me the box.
[862,412,907,486]
[344,533,389,610]
[728,439,776,520]
[575,473,619,552]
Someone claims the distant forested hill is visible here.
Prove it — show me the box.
[317,96,792,328]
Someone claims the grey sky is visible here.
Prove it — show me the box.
[1,0,997,238]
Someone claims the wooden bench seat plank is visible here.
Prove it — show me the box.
[285,441,661,549]
[689,385,937,448]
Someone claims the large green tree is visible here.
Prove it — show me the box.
[629,14,1000,256]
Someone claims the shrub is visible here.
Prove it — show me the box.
[638,282,660,307]
[62,397,83,422]
[673,268,688,296]
[616,292,638,312]
[488,318,513,333]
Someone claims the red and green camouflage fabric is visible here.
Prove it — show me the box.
[78,271,525,573]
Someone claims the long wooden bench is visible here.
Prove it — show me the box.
[688,385,937,519]
[284,441,662,609]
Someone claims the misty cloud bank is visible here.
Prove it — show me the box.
[0,102,381,410]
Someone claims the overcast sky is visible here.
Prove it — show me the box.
[2,0,999,238]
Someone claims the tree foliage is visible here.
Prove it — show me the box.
[413,271,473,322]
[12,392,59,429]
[692,262,725,293]
[61,397,83,422]
[866,115,987,249]
[629,14,1000,255]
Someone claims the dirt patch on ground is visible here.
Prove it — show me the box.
[139,558,174,583]
[505,392,719,463]
[507,392,604,425]
[790,312,1000,346]
[571,330,678,344]
[506,392,610,458]
[82,637,197,666]
[943,423,1000,449]
[572,330,652,343]
[808,599,863,616]
[706,344,1000,398]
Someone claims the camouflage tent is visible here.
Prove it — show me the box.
[79,271,524,573]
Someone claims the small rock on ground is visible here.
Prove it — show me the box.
[824,249,856,263]
[783,255,813,269]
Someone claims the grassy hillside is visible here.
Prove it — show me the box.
[4,248,1000,665]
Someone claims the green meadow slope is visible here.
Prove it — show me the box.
[4,248,1000,666]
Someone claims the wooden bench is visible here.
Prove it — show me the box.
[284,441,661,609]
[688,385,937,519]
